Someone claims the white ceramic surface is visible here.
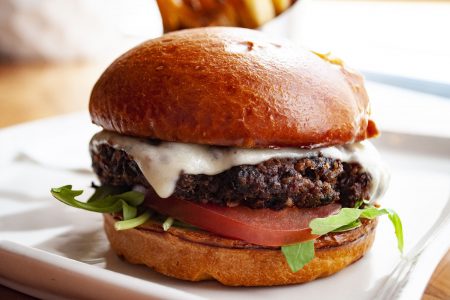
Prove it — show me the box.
[0,109,449,299]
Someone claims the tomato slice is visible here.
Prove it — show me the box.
[145,191,341,247]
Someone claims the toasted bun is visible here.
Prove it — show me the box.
[104,214,377,286]
[90,27,378,148]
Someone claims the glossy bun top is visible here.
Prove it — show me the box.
[90,27,378,148]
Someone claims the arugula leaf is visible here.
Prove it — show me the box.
[51,185,120,212]
[360,207,390,219]
[122,202,137,220]
[113,191,145,206]
[309,205,404,253]
[51,185,198,232]
[284,204,404,273]
[353,199,364,209]
[51,185,83,203]
[310,208,362,235]
[87,185,126,203]
[51,184,146,228]
[115,212,151,230]
[162,217,174,231]
[281,240,315,272]
[332,219,362,232]
[50,185,144,213]
[387,209,404,253]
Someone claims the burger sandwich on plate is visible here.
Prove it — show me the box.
[51,27,403,286]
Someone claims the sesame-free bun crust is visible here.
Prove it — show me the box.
[104,214,377,286]
[90,27,378,148]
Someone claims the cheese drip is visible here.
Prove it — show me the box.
[91,131,389,201]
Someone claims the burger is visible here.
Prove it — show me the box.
[51,27,403,286]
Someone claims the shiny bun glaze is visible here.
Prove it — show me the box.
[104,214,377,286]
[90,27,378,148]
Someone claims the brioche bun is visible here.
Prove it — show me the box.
[90,27,377,148]
[104,214,377,286]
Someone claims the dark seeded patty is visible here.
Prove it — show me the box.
[90,143,371,210]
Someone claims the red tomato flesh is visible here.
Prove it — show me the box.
[145,192,341,247]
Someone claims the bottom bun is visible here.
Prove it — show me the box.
[103,214,377,286]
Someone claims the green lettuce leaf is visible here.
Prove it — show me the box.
[281,240,315,272]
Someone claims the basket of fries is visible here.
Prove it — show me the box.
[156,0,298,33]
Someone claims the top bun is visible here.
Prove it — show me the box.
[90,27,378,148]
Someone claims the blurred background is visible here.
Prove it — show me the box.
[1,0,449,130]
[0,1,449,299]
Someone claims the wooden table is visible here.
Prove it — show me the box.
[0,62,449,299]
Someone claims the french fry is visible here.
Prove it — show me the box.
[198,0,222,11]
[221,2,240,26]
[157,0,287,32]
[210,2,240,27]
[231,0,275,28]
[182,0,200,10]
[272,0,292,15]
[156,0,181,32]
[177,3,208,28]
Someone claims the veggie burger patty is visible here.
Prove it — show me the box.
[91,142,372,210]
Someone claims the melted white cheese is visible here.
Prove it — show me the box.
[92,131,389,201]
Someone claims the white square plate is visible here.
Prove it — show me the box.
[0,112,449,300]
